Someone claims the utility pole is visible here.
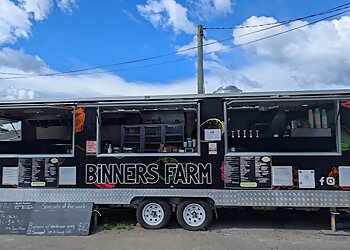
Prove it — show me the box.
[197,24,205,94]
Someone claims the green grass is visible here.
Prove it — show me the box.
[102,222,134,231]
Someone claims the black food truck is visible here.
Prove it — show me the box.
[1,89,350,231]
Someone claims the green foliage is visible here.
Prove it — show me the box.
[102,222,134,231]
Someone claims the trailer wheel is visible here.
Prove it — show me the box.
[136,199,171,229]
[176,200,212,231]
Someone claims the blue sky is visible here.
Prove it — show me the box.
[0,0,350,99]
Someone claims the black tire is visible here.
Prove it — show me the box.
[136,199,171,229]
[176,200,212,231]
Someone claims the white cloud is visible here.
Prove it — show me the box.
[198,14,350,92]
[0,72,198,99]
[3,8,350,100]
[0,48,198,99]
[20,0,53,21]
[189,0,233,20]
[192,14,350,93]
[233,15,350,85]
[176,35,229,60]
[0,0,31,44]
[0,47,52,74]
[137,0,196,34]
[212,0,233,14]
[0,0,78,46]
[202,60,350,94]
[0,86,38,100]
[204,60,262,90]
[1,45,349,101]
[55,0,77,14]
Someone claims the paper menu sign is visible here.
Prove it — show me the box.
[2,167,19,185]
[86,140,97,154]
[272,166,293,187]
[298,170,315,188]
[59,166,77,185]
[208,143,217,155]
[204,129,221,141]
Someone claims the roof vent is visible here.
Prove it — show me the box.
[214,85,242,94]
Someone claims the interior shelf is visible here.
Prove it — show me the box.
[122,124,184,153]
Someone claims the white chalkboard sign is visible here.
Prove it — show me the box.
[27,202,93,236]
[0,202,34,235]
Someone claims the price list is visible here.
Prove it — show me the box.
[18,158,57,187]
[19,159,32,187]
[255,157,270,186]
[224,155,271,189]
[240,156,256,183]
[224,156,240,187]
[44,160,57,184]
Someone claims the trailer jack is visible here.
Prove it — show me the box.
[92,205,102,228]
[214,206,219,220]
[321,208,350,236]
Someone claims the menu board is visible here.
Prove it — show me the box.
[27,202,93,236]
[18,158,32,187]
[44,159,57,185]
[0,202,34,235]
[224,155,271,188]
[19,158,58,187]
[0,202,92,236]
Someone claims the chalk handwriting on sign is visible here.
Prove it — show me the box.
[86,163,212,185]
[27,202,93,236]
[1,202,92,236]
[0,202,33,235]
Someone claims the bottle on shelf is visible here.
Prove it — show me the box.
[314,108,321,128]
[308,109,314,128]
[187,138,193,148]
[192,139,196,148]
[108,144,112,154]
[321,109,328,128]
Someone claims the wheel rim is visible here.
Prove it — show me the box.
[182,203,206,227]
[142,203,165,226]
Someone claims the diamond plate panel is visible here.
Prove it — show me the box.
[0,189,349,207]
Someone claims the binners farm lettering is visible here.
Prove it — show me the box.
[86,163,212,185]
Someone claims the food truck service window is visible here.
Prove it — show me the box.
[224,99,340,156]
[0,106,75,158]
[96,102,201,157]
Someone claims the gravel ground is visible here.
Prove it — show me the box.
[1,208,350,250]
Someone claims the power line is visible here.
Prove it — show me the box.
[204,9,350,55]
[201,3,350,49]
[0,3,349,80]
[1,2,348,79]
[3,8,347,80]
[1,9,348,80]
[69,8,350,77]
[204,2,350,30]
[0,72,30,76]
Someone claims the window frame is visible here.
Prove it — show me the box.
[0,105,76,158]
[0,118,22,142]
[96,101,201,157]
[224,99,341,156]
